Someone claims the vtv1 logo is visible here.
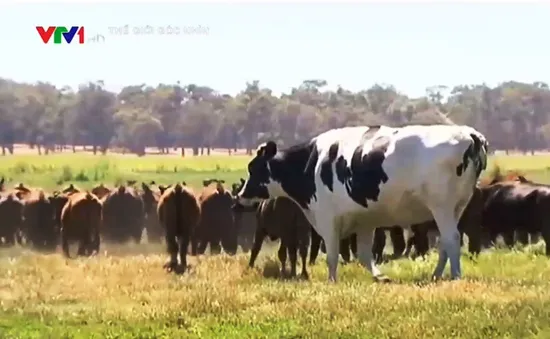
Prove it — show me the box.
[36,26,85,44]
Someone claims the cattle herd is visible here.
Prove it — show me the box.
[0,124,549,284]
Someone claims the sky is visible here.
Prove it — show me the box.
[0,2,548,97]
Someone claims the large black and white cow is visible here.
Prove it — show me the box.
[236,125,488,282]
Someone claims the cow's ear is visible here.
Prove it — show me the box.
[263,141,277,159]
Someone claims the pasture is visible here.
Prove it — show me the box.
[2,151,550,338]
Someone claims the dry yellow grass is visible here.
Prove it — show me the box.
[2,242,550,338]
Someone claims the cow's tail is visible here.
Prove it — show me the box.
[457,132,488,179]
[174,184,183,235]
[468,133,488,178]
[85,192,100,255]
[61,203,72,259]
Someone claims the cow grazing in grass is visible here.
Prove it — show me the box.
[157,182,201,273]
[247,196,311,279]
[236,125,488,282]
[18,186,59,251]
[101,184,145,244]
[60,190,102,258]
[194,179,236,255]
[140,181,164,243]
[0,193,24,246]
[480,174,550,254]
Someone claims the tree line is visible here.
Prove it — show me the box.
[0,78,548,156]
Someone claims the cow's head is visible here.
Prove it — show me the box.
[91,183,111,199]
[236,141,277,206]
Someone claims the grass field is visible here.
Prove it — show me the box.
[2,152,550,338]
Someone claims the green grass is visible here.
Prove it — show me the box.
[1,152,550,338]
[2,152,550,191]
[0,153,252,190]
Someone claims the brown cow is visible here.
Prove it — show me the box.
[157,182,200,273]
[140,181,163,243]
[91,183,112,200]
[60,191,102,258]
[478,175,550,253]
[248,196,311,279]
[101,184,145,244]
[0,193,24,246]
[21,189,59,251]
[194,179,236,255]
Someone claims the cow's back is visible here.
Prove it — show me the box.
[313,124,485,227]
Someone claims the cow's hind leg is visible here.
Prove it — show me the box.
[309,228,322,265]
[298,231,310,280]
[356,227,389,282]
[286,237,298,278]
[340,237,351,264]
[163,231,179,272]
[390,227,406,258]
[178,234,190,274]
[248,227,266,268]
[277,243,288,278]
[429,207,461,280]
[372,228,386,264]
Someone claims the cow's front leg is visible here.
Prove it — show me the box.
[356,227,391,283]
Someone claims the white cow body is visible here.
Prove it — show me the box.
[238,124,488,282]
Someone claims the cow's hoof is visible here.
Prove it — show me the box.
[431,275,443,282]
[300,272,309,280]
[373,274,392,283]
[163,261,178,273]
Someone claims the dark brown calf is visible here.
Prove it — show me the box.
[248,197,310,279]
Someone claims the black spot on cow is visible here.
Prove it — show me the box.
[335,156,350,185]
[335,136,391,208]
[241,140,318,209]
[456,133,486,177]
[320,143,339,192]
